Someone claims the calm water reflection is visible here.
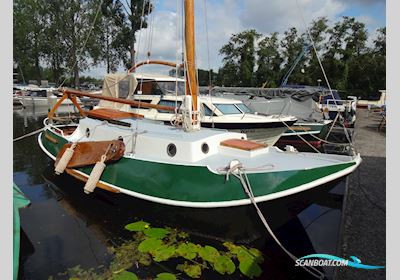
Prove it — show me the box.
[14,107,347,280]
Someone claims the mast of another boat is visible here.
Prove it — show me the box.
[183,0,200,131]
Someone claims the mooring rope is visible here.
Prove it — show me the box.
[13,127,45,142]
[225,161,325,279]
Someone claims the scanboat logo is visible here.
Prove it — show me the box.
[295,254,385,270]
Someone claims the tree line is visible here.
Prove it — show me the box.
[14,0,385,98]
[210,17,385,98]
[14,0,151,88]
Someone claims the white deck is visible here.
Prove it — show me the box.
[62,117,360,175]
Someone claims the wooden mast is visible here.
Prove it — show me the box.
[184,0,199,123]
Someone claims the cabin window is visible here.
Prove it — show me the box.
[214,104,242,115]
[157,100,181,113]
[167,143,177,157]
[135,80,164,95]
[85,128,90,138]
[202,104,217,117]
[157,81,185,95]
[201,143,209,154]
[118,79,130,99]
[235,103,253,113]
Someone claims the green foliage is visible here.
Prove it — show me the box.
[213,255,236,275]
[217,17,385,98]
[138,238,163,253]
[124,221,150,232]
[154,272,177,280]
[50,221,266,279]
[176,242,199,260]
[112,270,138,280]
[198,245,220,263]
[150,245,176,262]
[143,227,170,238]
[176,262,202,279]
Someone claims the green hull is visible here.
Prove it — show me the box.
[40,129,356,207]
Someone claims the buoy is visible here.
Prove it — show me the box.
[84,154,106,194]
[55,143,77,175]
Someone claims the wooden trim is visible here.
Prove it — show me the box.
[47,93,68,120]
[86,108,144,120]
[60,88,175,111]
[44,132,58,143]
[70,95,87,117]
[220,139,267,151]
[128,60,183,73]
[65,168,120,193]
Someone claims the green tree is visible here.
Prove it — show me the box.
[13,0,47,84]
[219,29,261,87]
[101,0,153,70]
[255,32,282,87]
[280,27,305,84]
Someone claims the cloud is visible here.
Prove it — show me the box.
[83,0,384,77]
[241,0,347,34]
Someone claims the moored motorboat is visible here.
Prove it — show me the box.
[96,72,297,146]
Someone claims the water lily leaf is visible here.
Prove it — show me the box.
[143,227,170,239]
[151,245,176,262]
[239,258,262,279]
[213,255,236,275]
[138,238,162,253]
[198,245,220,263]
[177,262,202,279]
[155,272,177,280]
[223,242,240,255]
[237,247,264,264]
[113,270,139,280]
[124,221,150,232]
[248,248,264,263]
[176,243,198,260]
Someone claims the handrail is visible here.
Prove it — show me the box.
[47,88,175,120]
[128,60,184,73]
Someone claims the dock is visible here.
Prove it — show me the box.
[335,108,386,279]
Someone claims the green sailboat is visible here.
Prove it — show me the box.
[38,0,361,208]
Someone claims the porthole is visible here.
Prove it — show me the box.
[85,128,90,137]
[167,143,177,157]
[201,143,209,154]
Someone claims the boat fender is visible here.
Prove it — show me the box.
[83,143,112,194]
[55,143,77,175]
[84,155,106,194]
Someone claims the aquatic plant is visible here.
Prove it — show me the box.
[49,220,264,279]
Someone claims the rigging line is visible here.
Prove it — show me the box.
[294,0,354,148]
[134,0,148,67]
[148,0,156,55]
[143,0,152,57]
[203,0,214,128]
[174,0,180,118]
[281,120,322,153]
[59,0,104,89]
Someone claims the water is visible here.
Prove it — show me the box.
[13,107,348,280]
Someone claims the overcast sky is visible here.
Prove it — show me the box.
[83,0,386,78]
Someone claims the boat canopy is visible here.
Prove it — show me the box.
[98,73,138,109]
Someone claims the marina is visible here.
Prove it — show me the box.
[14,106,385,280]
[12,0,386,279]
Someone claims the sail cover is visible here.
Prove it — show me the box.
[98,73,138,110]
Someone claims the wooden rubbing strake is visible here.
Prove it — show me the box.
[55,140,125,168]
[220,139,267,151]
